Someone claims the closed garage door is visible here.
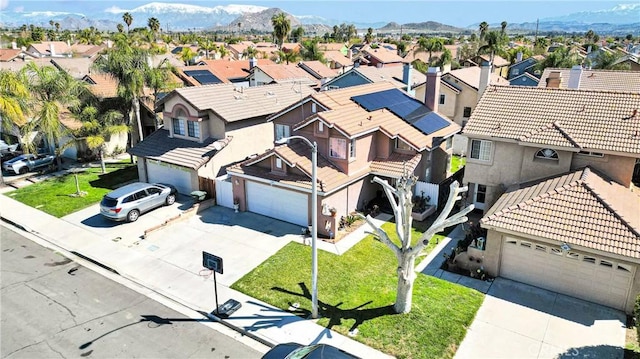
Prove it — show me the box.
[147,160,192,195]
[501,237,634,311]
[246,181,308,226]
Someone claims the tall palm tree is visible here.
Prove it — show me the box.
[416,37,443,64]
[55,22,60,33]
[271,12,291,49]
[479,21,489,42]
[277,50,300,64]
[148,17,160,40]
[180,47,197,65]
[49,20,54,29]
[74,106,127,173]
[500,21,508,36]
[300,39,324,62]
[242,46,258,60]
[0,69,29,131]
[536,46,582,71]
[199,39,218,60]
[592,51,631,70]
[21,63,86,169]
[117,23,124,33]
[123,12,133,33]
[94,38,150,144]
[478,30,504,64]
[217,45,229,59]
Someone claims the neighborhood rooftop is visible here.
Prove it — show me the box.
[482,167,640,259]
[538,67,640,92]
[463,85,640,155]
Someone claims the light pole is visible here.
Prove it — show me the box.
[275,135,318,319]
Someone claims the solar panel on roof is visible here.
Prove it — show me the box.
[184,69,222,85]
[412,113,450,135]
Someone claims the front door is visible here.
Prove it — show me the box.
[473,183,487,211]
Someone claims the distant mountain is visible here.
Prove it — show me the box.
[541,3,639,25]
[379,21,464,32]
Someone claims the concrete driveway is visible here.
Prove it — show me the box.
[455,278,626,359]
[62,202,304,286]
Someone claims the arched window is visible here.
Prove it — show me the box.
[535,148,558,160]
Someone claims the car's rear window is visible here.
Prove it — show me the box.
[101,197,118,207]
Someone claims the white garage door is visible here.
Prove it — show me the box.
[501,237,634,311]
[246,181,308,226]
[147,160,192,195]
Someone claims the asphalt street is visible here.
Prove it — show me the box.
[0,225,265,359]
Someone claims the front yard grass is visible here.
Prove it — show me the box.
[232,222,484,359]
[4,163,138,218]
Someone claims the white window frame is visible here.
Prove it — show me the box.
[329,137,347,159]
[312,103,317,113]
[395,138,413,151]
[350,138,356,158]
[470,139,492,161]
[318,121,324,132]
[275,158,282,169]
[535,148,558,160]
[275,124,290,142]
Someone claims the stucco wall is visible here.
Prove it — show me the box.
[571,153,636,187]
[519,146,572,183]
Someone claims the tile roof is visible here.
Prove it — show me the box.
[298,60,338,79]
[28,41,71,56]
[482,167,640,259]
[353,65,427,90]
[322,51,351,67]
[160,82,315,122]
[538,68,640,92]
[84,73,119,98]
[318,43,346,52]
[301,82,460,151]
[198,59,275,80]
[50,57,95,79]
[128,129,231,170]
[228,140,422,194]
[0,49,23,62]
[475,54,509,67]
[361,47,406,64]
[443,66,509,90]
[463,85,640,155]
[253,64,318,84]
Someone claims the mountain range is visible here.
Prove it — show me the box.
[0,2,637,35]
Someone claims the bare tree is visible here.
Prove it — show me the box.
[361,173,474,314]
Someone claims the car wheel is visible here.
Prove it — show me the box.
[18,167,28,174]
[166,194,176,206]
[127,209,140,222]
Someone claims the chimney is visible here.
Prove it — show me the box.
[425,67,441,112]
[249,57,257,70]
[11,41,17,50]
[402,63,412,91]
[545,71,562,88]
[568,65,582,89]
[477,61,491,103]
[49,43,55,57]
[516,51,523,62]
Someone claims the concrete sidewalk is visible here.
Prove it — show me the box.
[0,193,394,359]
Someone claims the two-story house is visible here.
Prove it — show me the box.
[128,83,315,195]
[226,76,460,235]
[462,84,640,313]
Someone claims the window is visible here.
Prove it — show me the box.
[470,140,492,161]
[520,241,532,248]
[147,187,162,195]
[439,94,445,105]
[187,121,200,138]
[445,137,452,150]
[463,107,472,118]
[350,138,356,158]
[312,103,317,113]
[511,68,520,76]
[600,260,613,268]
[535,244,546,252]
[318,121,324,132]
[475,184,486,204]
[395,138,412,151]
[578,151,604,158]
[275,124,290,141]
[583,256,596,264]
[275,158,282,169]
[329,138,347,159]
[535,148,558,160]
[172,118,185,135]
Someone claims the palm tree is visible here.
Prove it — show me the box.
[117,23,124,33]
[94,38,150,145]
[416,37,444,64]
[242,46,259,60]
[74,106,127,173]
[300,39,324,62]
[180,47,197,65]
[478,21,489,42]
[0,69,29,131]
[500,21,508,36]
[592,51,631,70]
[55,22,60,33]
[146,65,179,105]
[365,28,374,44]
[271,12,291,48]
[49,20,54,29]
[217,45,229,59]
[148,17,160,40]
[478,30,504,64]
[277,50,300,64]
[199,39,218,60]
[536,46,581,71]
[21,63,86,169]
[438,48,453,67]
[123,12,133,33]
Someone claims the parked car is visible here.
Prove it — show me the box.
[100,182,178,222]
[2,153,56,175]
[261,343,360,359]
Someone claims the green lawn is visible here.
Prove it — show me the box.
[232,222,484,359]
[451,155,466,173]
[4,163,138,218]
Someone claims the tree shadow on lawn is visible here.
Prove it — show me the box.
[272,282,397,333]
[89,166,138,190]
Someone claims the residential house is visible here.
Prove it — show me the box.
[297,60,339,85]
[129,83,315,194]
[463,84,639,212]
[507,72,540,87]
[193,58,276,87]
[0,48,35,62]
[320,63,426,96]
[466,54,509,78]
[247,63,318,87]
[613,54,640,71]
[355,46,405,68]
[26,41,71,58]
[322,50,353,72]
[226,78,460,235]
[538,66,640,92]
[507,55,539,80]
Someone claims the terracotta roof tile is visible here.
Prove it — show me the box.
[198,59,275,80]
[361,47,405,64]
[464,85,640,155]
[0,49,22,62]
[299,60,338,79]
[322,51,351,67]
[84,73,119,98]
[444,66,508,90]
[254,64,318,84]
[352,66,426,90]
[538,68,640,92]
[482,167,640,258]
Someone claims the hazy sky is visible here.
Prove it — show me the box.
[3,0,632,27]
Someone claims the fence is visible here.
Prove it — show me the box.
[198,176,216,201]
[414,181,439,205]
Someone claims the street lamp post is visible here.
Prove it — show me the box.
[275,136,318,319]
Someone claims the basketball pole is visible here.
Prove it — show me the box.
[213,271,219,315]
